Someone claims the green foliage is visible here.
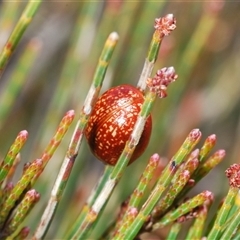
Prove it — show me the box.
[0,1,240,239]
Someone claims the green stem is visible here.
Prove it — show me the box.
[71,85,157,240]
[34,32,118,240]
[0,130,28,185]
[4,189,40,236]
[114,154,159,239]
[115,129,201,240]
[186,204,209,239]
[208,187,238,239]
[153,190,213,230]
[0,0,42,79]
[65,166,113,239]
[220,207,240,239]
[166,222,181,240]
[0,39,41,129]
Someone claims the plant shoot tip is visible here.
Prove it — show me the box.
[27,189,41,200]
[109,32,119,40]
[191,148,200,157]
[20,130,28,135]
[208,134,217,140]
[204,190,214,202]
[225,164,240,188]
[147,67,177,98]
[128,207,138,215]
[151,153,160,162]
[67,109,75,115]
[183,170,190,177]
[189,129,201,140]
[20,226,30,237]
[154,14,176,37]
[216,149,226,157]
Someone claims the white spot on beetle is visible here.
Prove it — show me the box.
[112,128,118,137]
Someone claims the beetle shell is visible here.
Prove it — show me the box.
[85,84,152,165]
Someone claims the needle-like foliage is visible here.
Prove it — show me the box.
[0,2,239,240]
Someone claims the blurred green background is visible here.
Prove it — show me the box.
[0,1,240,238]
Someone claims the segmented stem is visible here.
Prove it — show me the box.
[31,110,75,184]
[177,148,225,202]
[153,190,213,230]
[137,14,176,92]
[166,222,181,240]
[13,226,30,240]
[0,110,74,228]
[71,67,177,240]
[113,154,160,238]
[207,187,238,239]
[220,207,240,239]
[3,189,40,237]
[0,130,28,185]
[114,207,139,239]
[186,204,209,240]
[0,159,42,228]
[195,149,226,182]
[0,39,41,129]
[114,129,201,240]
[0,0,42,79]
[33,32,118,240]
[152,170,191,219]
[199,134,216,162]
[208,163,240,239]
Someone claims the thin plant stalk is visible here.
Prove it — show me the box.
[152,190,213,230]
[0,130,28,185]
[36,2,92,150]
[208,163,240,239]
[13,227,30,240]
[2,189,40,238]
[117,129,202,240]
[31,110,75,185]
[152,5,223,155]
[0,1,22,50]
[70,67,177,240]
[113,154,160,238]
[66,165,113,239]
[176,149,225,202]
[0,39,41,129]
[198,134,217,163]
[186,204,209,240]
[0,110,74,228]
[0,0,42,79]
[0,182,14,209]
[194,150,226,182]
[114,2,165,86]
[67,16,177,239]
[220,209,240,239]
[32,32,119,240]
[171,3,223,101]
[0,159,43,229]
[152,169,192,219]
[124,154,160,209]
[4,153,21,183]
[166,222,181,240]
[137,14,176,92]
[69,84,157,240]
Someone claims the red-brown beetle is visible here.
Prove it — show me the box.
[85,84,152,165]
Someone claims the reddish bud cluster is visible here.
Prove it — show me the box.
[147,67,177,98]
[225,164,240,188]
[189,128,202,141]
[154,14,176,37]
